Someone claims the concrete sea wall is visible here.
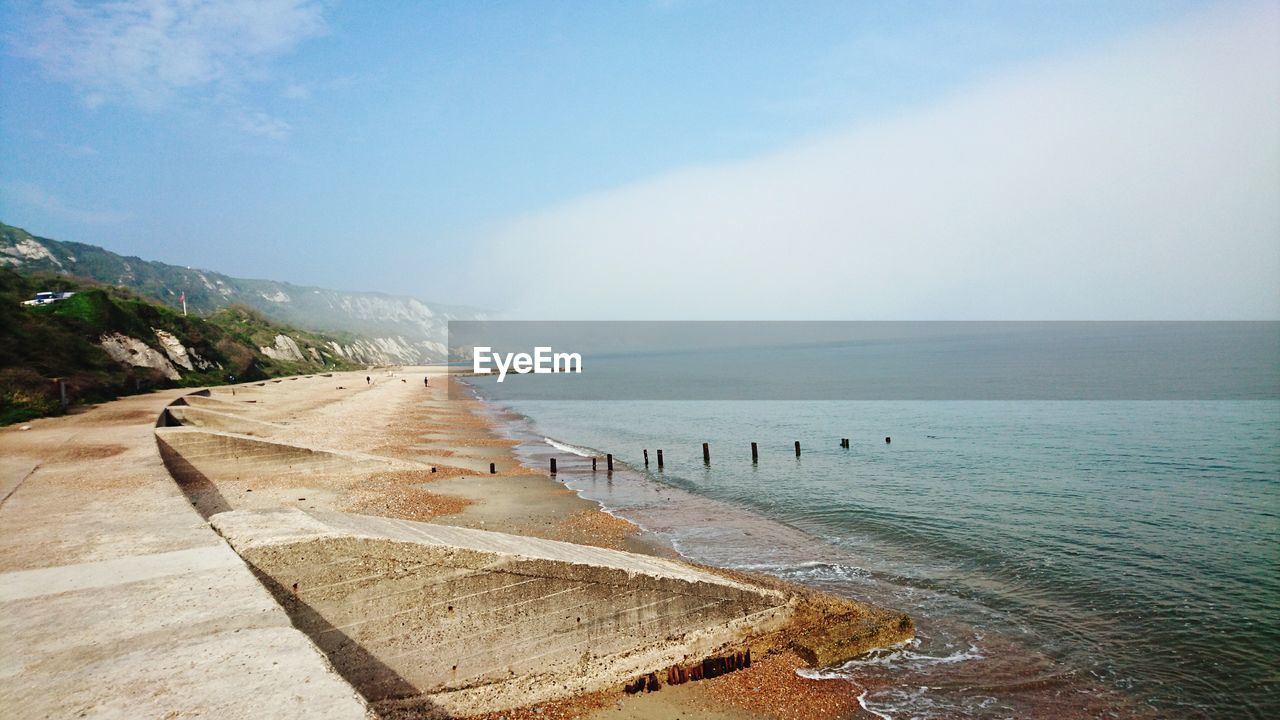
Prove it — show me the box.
[213,508,791,716]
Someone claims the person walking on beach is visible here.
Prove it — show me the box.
[424,376,429,387]
[366,375,371,385]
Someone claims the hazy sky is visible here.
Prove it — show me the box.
[1,1,1276,318]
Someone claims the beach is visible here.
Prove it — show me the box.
[6,1,1276,717]
[0,368,912,719]
[8,362,1272,718]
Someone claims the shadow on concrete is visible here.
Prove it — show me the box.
[155,433,232,519]
[245,562,439,716]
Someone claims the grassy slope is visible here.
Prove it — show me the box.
[2,221,478,347]
[0,269,359,425]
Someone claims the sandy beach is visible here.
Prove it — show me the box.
[1,368,910,719]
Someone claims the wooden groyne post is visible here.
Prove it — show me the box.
[657,449,664,469]
[643,449,649,467]
[702,443,710,464]
[489,462,496,474]
[841,438,849,448]
[592,457,597,471]
[751,442,758,463]
[794,441,801,457]
[550,458,557,474]
[607,454,614,472]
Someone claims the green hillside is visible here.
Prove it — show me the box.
[1,221,484,363]
[0,269,358,425]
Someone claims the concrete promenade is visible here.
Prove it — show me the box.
[0,389,369,719]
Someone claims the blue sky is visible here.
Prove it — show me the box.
[1,1,1275,318]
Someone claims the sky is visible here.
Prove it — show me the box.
[0,0,1276,319]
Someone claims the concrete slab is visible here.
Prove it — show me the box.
[163,405,287,436]
[211,508,793,717]
[1,627,367,720]
[154,426,429,518]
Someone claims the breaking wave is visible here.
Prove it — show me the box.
[543,436,596,457]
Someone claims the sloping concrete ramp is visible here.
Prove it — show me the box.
[159,405,286,436]
[155,426,423,518]
[155,427,415,481]
[211,508,794,717]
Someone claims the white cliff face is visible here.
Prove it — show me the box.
[324,336,426,365]
[300,291,487,363]
[99,333,181,380]
[1,237,62,267]
[259,334,305,362]
[153,328,219,371]
[420,339,447,357]
[153,328,194,370]
[328,295,440,336]
[322,336,451,365]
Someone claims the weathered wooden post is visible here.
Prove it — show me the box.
[592,457,597,471]
[550,458,557,474]
[607,453,613,472]
[885,436,891,444]
[657,449,664,469]
[58,379,68,411]
[643,449,649,467]
[702,443,710,464]
[489,462,496,474]
[751,442,758,463]
[841,438,849,448]
[794,441,801,457]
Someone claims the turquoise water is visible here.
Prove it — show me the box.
[479,398,1279,718]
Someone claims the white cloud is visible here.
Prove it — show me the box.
[1,181,132,225]
[283,82,311,100]
[237,110,292,139]
[15,0,326,112]
[471,2,1280,320]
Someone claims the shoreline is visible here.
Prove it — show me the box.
[440,375,914,719]
[462,382,1177,720]
[3,368,913,720]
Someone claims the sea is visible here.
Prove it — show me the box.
[459,329,1279,719]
